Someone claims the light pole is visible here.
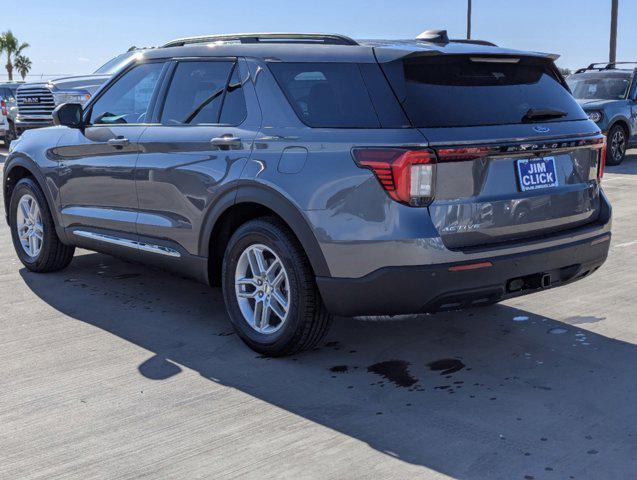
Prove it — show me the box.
[609,0,618,63]
[467,0,472,39]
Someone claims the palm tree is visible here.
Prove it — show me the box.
[15,55,32,80]
[0,31,30,81]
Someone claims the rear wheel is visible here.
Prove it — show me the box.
[9,177,75,272]
[222,217,332,356]
[606,124,627,166]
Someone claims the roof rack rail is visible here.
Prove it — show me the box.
[575,61,637,73]
[163,33,359,48]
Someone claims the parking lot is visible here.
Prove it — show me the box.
[1,144,636,479]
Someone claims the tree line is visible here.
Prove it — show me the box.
[0,31,31,81]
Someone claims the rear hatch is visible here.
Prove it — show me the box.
[380,53,604,249]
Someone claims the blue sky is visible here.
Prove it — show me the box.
[3,0,636,79]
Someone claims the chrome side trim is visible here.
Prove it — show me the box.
[137,242,182,257]
[73,230,181,258]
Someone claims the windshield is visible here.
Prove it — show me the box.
[94,51,137,75]
[566,75,630,100]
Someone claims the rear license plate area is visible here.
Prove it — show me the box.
[516,156,558,192]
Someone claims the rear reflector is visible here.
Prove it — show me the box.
[352,148,436,206]
[448,261,493,272]
[590,235,610,246]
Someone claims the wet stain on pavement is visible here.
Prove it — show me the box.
[565,315,605,325]
[329,365,349,373]
[548,327,568,335]
[113,273,141,280]
[428,358,465,375]
[367,360,418,388]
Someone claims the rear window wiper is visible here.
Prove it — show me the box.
[522,108,567,122]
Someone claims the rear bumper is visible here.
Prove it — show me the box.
[316,232,610,317]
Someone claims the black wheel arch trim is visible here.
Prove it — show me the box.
[3,155,68,243]
[606,117,631,137]
[199,182,331,277]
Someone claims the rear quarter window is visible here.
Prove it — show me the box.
[268,62,382,128]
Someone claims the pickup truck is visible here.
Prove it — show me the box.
[15,51,140,136]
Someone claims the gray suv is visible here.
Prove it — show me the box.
[566,62,637,165]
[3,32,611,356]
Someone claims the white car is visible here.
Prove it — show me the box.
[1,99,9,144]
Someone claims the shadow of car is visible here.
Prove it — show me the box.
[18,250,637,479]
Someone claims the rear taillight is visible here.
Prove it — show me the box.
[598,135,607,181]
[1,100,6,117]
[352,148,436,207]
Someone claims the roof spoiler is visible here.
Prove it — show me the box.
[416,29,497,47]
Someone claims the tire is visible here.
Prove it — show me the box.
[9,177,75,272]
[606,124,627,166]
[222,217,333,356]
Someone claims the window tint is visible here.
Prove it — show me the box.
[161,61,246,125]
[269,63,380,128]
[89,62,163,125]
[358,63,409,128]
[382,56,586,128]
[220,66,247,125]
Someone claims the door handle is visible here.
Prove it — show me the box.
[210,135,242,150]
[107,137,130,147]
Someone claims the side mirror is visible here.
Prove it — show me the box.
[52,103,84,128]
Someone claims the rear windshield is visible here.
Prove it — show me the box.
[566,73,631,100]
[382,55,586,128]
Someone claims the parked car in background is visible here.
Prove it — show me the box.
[14,50,143,136]
[3,32,610,356]
[0,82,21,145]
[566,62,637,165]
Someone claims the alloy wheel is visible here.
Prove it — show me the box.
[610,128,626,163]
[16,194,44,258]
[234,244,290,334]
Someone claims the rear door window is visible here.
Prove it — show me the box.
[268,63,381,128]
[160,61,247,126]
[382,55,587,128]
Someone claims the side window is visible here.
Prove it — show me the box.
[161,61,246,125]
[268,62,380,128]
[89,62,164,125]
[220,66,247,125]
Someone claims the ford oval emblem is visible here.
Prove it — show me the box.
[533,126,550,133]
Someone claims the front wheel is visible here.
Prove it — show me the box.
[606,124,627,166]
[9,177,75,272]
[222,217,333,356]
